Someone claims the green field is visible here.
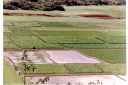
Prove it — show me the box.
[4,21,126,49]
[3,59,23,85]
[19,64,125,74]
[79,49,126,63]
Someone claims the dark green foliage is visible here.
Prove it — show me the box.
[3,4,18,10]
[64,0,125,6]
[3,0,66,11]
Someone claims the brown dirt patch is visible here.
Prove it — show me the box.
[77,14,114,19]
[3,12,120,19]
[3,12,59,17]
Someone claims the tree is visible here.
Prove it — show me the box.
[21,50,36,85]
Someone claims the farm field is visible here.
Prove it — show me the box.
[3,5,126,84]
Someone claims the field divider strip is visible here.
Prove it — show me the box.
[46,53,57,64]
[9,21,16,26]
[36,36,47,43]
[94,64,104,73]
[95,37,109,44]
[25,73,125,77]
[58,43,68,49]
[63,64,73,73]
[114,75,127,81]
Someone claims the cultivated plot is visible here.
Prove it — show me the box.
[25,75,126,85]
[46,50,101,63]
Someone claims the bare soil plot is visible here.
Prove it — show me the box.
[3,12,120,19]
[46,50,101,64]
[4,50,101,64]
[77,14,114,19]
[25,75,126,85]
[4,51,53,64]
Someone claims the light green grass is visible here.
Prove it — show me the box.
[4,60,23,85]
[9,28,37,36]
[65,64,101,73]
[12,21,41,27]
[4,36,12,43]
[4,42,19,48]
[20,64,69,74]
[96,36,126,44]
[3,21,13,26]
[38,21,100,28]
[62,43,125,49]
[97,64,126,74]
[79,49,126,63]
[36,30,106,36]
[9,36,63,49]
[39,36,104,44]
[19,63,125,74]
[4,27,12,32]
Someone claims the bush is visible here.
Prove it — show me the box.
[51,5,65,11]
[43,7,53,11]
[3,4,18,10]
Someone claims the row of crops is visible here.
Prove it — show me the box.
[4,19,125,49]
[19,64,125,74]
[4,29,125,49]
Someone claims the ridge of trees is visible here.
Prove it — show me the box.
[3,0,126,10]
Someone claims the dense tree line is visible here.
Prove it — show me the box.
[3,0,126,10]
[3,0,65,11]
[53,0,126,6]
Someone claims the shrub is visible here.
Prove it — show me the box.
[3,4,18,10]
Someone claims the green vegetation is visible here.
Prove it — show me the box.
[4,60,23,84]
[9,28,37,36]
[65,64,101,73]
[36,30,105,36]
[79,49,126,63]
[9,36,63,48]
[4,42,19,48]
[97,64,126,74]
[19,63,125,74]
[39,36,104,44]
[62,43,125,49]
[12,21,41,27]
[96,36,126,44]
[20,64,69,74]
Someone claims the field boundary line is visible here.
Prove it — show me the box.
[94,64,104,73]
[46,53,57,64]
[95,37,108,44]
[63,64,73,73]
[115,75,127,81]
[9,21,15,26]
[3,48,125,51]
[25,73,125,77]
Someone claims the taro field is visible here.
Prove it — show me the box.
[3,6,126,84]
